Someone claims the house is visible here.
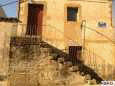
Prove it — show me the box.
[3,0,115,85]
[16,0,115,80]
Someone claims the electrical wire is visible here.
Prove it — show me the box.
[0,0,17,5]
[0,1,18,7]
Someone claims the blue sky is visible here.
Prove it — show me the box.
[0,0,18,17]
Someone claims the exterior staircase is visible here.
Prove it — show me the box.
[9,36,103,86]
[40,41,103,84]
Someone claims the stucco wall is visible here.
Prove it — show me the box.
[81,1,115,79]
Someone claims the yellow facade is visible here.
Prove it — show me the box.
[18,0,114,79]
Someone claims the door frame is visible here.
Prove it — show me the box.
[27,4,44,36]
[26,1,47,37]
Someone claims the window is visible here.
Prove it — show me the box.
[112,0,115,27]
[67,7,78,21]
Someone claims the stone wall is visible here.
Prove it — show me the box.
[8,42,88,86]
[0,21,17,86]
[9,44,41,86]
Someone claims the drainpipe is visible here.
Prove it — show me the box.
[83,20,86,50]
[17,0,20,20]
[81,20,86,62]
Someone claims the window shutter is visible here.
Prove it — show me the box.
[112,0,115,27]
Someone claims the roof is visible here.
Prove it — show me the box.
[0,17,19,22]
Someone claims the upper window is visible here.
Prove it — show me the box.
[67,7,78,21]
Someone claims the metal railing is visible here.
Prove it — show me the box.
[82,21,115,79]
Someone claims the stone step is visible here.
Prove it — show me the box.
[40,47,51,56]
[68,66,79,72]
[84,74,92,81]
[58,58,64,63]
[50,53,58,60]
[63,61,73,67]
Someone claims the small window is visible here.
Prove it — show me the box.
[67,7,78,21]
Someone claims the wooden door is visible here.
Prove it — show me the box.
[26,4,44,36]
[69,46,82,62]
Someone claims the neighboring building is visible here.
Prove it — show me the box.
[0,6,6,17]
[16,0,115,80]
[0,17,18,86]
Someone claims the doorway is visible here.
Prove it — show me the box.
[69,46,82,63]
[26,4,44,36]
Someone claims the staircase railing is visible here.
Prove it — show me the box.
[81,20,115,79]
[15,23,115,80]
